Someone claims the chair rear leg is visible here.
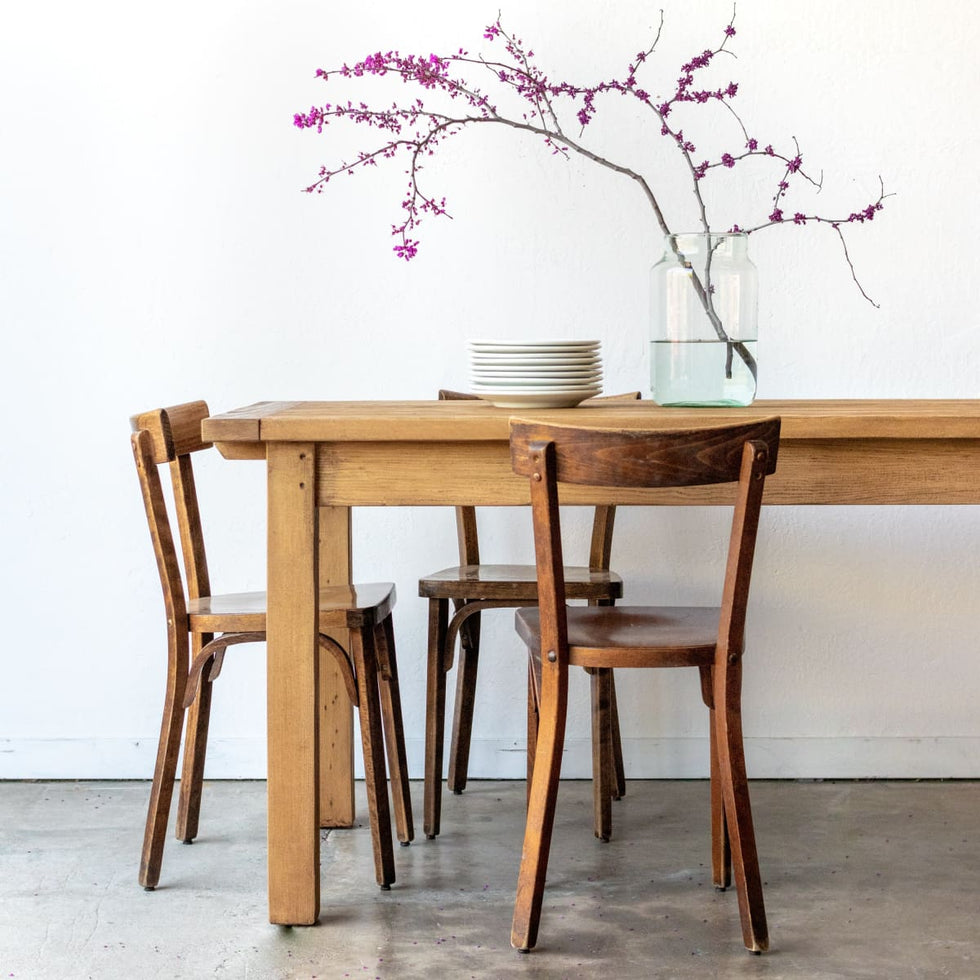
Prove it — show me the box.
[589,668,613,841]
[139,639,187,890]
[376,616,414,845]
[423,598,449,839]
[594,600,626,800]
[447,610,481,794]
[175,649,214,843]
[608,672,627,799]
[708,705,732,889]
[350,627,396,889]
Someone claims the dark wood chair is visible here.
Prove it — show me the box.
[508,415,780,953]
[130,400,413,892]
[419,390,639,840]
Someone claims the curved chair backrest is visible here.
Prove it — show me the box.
[510,416,781,657]
[510,417,780,488]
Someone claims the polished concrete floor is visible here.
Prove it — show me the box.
[0,779,977,979]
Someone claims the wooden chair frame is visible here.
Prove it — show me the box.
[131,401,412,892]
[420,390,638,840]
[508,416,780,953]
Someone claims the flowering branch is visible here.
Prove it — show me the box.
[294,8,888,321]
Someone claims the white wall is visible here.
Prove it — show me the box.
[2,1,978,780]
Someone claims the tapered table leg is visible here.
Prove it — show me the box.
[266,443,320,925]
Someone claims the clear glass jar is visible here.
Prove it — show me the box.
[649,232,758,406]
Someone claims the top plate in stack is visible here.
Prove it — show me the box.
[469,340,603,408]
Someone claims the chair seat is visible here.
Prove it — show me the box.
[515,605,720,668]
[187,583,396,633]
[419,564,623,602]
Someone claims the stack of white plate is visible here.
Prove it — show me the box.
[469,340,603,408]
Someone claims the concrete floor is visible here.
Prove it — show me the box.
[0,780,977,979]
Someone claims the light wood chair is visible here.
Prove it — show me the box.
[130,400,413,892]
[508,415,780,953]
[419,391,639,840]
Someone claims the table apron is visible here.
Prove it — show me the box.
[310,439,980,507]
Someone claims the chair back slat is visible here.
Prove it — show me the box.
[588,505,616,571]
[131,401,213,604]
[511,418,780,489]
[131,429,188,624]
[170,454,212,600]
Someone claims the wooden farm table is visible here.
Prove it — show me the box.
[201,398,980,925]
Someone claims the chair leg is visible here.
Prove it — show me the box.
[594,601,626,800]
[350,627,396,889]
[447,609,481,795]
[714,670,768,952]
[423,598,449,839]
[708,704,732,889]
[139,636,188,890]
[511,656,568,952]
[589,668,613,841]
[375,616,414,845]
[175,645,214,844]
[608,672,627,800]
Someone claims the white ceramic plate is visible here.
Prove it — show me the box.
[469,339,599,349]
[470,376,602,388]
[470,345,599,355]
[474,391,601,408]
[472,371,603,381]
[472,362,602,372]
[471,355,601,368]
[470,382,603,394]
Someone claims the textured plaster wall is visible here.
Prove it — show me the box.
[2,0,978,779]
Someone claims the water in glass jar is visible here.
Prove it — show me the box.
[650,339,758,407]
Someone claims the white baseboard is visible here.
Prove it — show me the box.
[1,736,977,780]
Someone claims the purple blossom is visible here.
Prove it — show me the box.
[393,240,418,260]
[295,12,887,276]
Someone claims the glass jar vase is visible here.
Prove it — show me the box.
[649,232,758,406]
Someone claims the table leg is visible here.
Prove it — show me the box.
[318,505,356,827]
[266,443,320,925]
